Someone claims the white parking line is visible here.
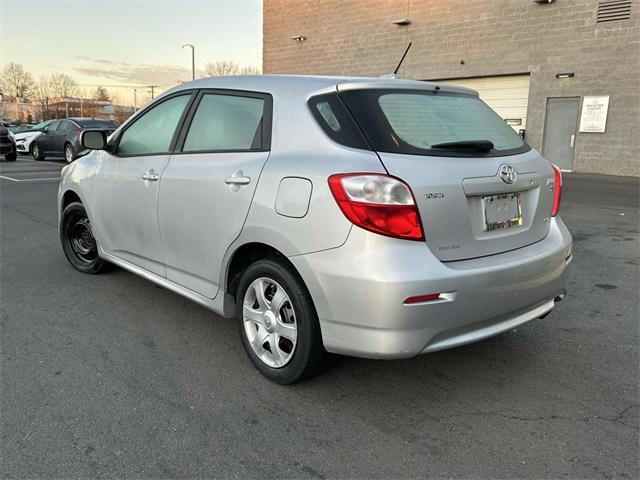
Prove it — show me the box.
[0,175,60,182]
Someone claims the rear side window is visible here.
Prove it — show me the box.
[117,94,191,156]
[308,93,369,150]
[341,89,528,157]
[60,121,77,133]
[182,94,264,152]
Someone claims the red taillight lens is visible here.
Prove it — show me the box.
[328,173,424,241]
[550,163,562,217]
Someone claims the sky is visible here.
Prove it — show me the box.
[0,0,263,104]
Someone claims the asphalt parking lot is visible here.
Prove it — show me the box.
[1,156,638,479]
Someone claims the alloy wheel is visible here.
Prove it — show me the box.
[243,277,298,368]
[65,145,73,163]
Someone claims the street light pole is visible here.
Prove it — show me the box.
[182,43,195,80]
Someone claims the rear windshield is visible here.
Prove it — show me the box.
[76,119,118,129]
[340,89,528,157]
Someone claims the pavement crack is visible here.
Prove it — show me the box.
[420,405,639,430]
[1,202,57,228]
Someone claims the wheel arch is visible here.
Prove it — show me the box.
[225,242,301,300]
[61,190,82,210]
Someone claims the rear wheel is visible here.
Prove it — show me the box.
[60,202,109,274]
[236,258,324,384]
[32,143,44,161]
[64,143,76,163]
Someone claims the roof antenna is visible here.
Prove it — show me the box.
[393,42,412,76]
[380,42,412,79]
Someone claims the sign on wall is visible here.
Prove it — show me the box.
[579,96,610,133]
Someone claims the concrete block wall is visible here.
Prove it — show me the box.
[263,0,639,176]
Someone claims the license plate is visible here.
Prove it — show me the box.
[483,193,523,231]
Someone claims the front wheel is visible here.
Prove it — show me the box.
[32,143,44,161]
[236,258,324,384]
[4,151,16,161]
[60,202,109,274]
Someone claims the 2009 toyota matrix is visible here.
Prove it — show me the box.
[58,75,572,384]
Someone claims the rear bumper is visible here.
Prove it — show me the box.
[289,217,572,359]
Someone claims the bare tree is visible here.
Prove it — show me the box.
[0,63,35,99]
[94,86,111,101]
[50,73,78,98]
[203,60,240,77]
[239,65,261,75]
[33,76,55,120]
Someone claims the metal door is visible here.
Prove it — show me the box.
[542,97,580,171]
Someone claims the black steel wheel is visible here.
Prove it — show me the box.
[60,202,109,274]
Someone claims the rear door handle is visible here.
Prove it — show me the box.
[225,170,251,192]
[224,176,251,186]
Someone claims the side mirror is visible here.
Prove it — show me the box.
[81,130,107,150]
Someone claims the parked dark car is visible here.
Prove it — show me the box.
[31,117,118,163]
[0,126,17,162]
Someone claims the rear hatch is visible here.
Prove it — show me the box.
[338,83,556,262]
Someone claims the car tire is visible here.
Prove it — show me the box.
[236,258,324,384]
[32,143,44,161]
[60,202,109,274]
[64,143,76,163]
[5,151,16,161]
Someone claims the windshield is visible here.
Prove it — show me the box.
[340,89,528,157]
[76,119,118,128]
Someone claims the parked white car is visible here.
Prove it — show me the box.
[13,120,53,155]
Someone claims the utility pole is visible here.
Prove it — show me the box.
[182,43,195,80]
[133,88,137,109]
[80,97,84,117]
[148,85,158,99]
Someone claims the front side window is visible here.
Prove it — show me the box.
[341,89,528,157]
[46,121,60,133]
[117,94,191,156]
[182,94,264,152]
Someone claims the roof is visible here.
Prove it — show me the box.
[165,74,478,98]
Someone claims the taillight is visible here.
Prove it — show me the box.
[328,173,424,241]
[550,163,562,217]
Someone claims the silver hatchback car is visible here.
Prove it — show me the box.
[58,75,572,384]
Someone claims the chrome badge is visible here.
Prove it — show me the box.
[499,164,517,184]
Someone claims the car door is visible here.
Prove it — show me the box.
[40,120,60,153]
[157,90,272,298]
[52,120,76,155]
[90,92,194,276]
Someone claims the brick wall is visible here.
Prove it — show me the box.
[263,0,639,176]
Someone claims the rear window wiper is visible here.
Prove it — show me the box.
[430,140,495,153]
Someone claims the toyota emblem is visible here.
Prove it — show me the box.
[499,165,517,184]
